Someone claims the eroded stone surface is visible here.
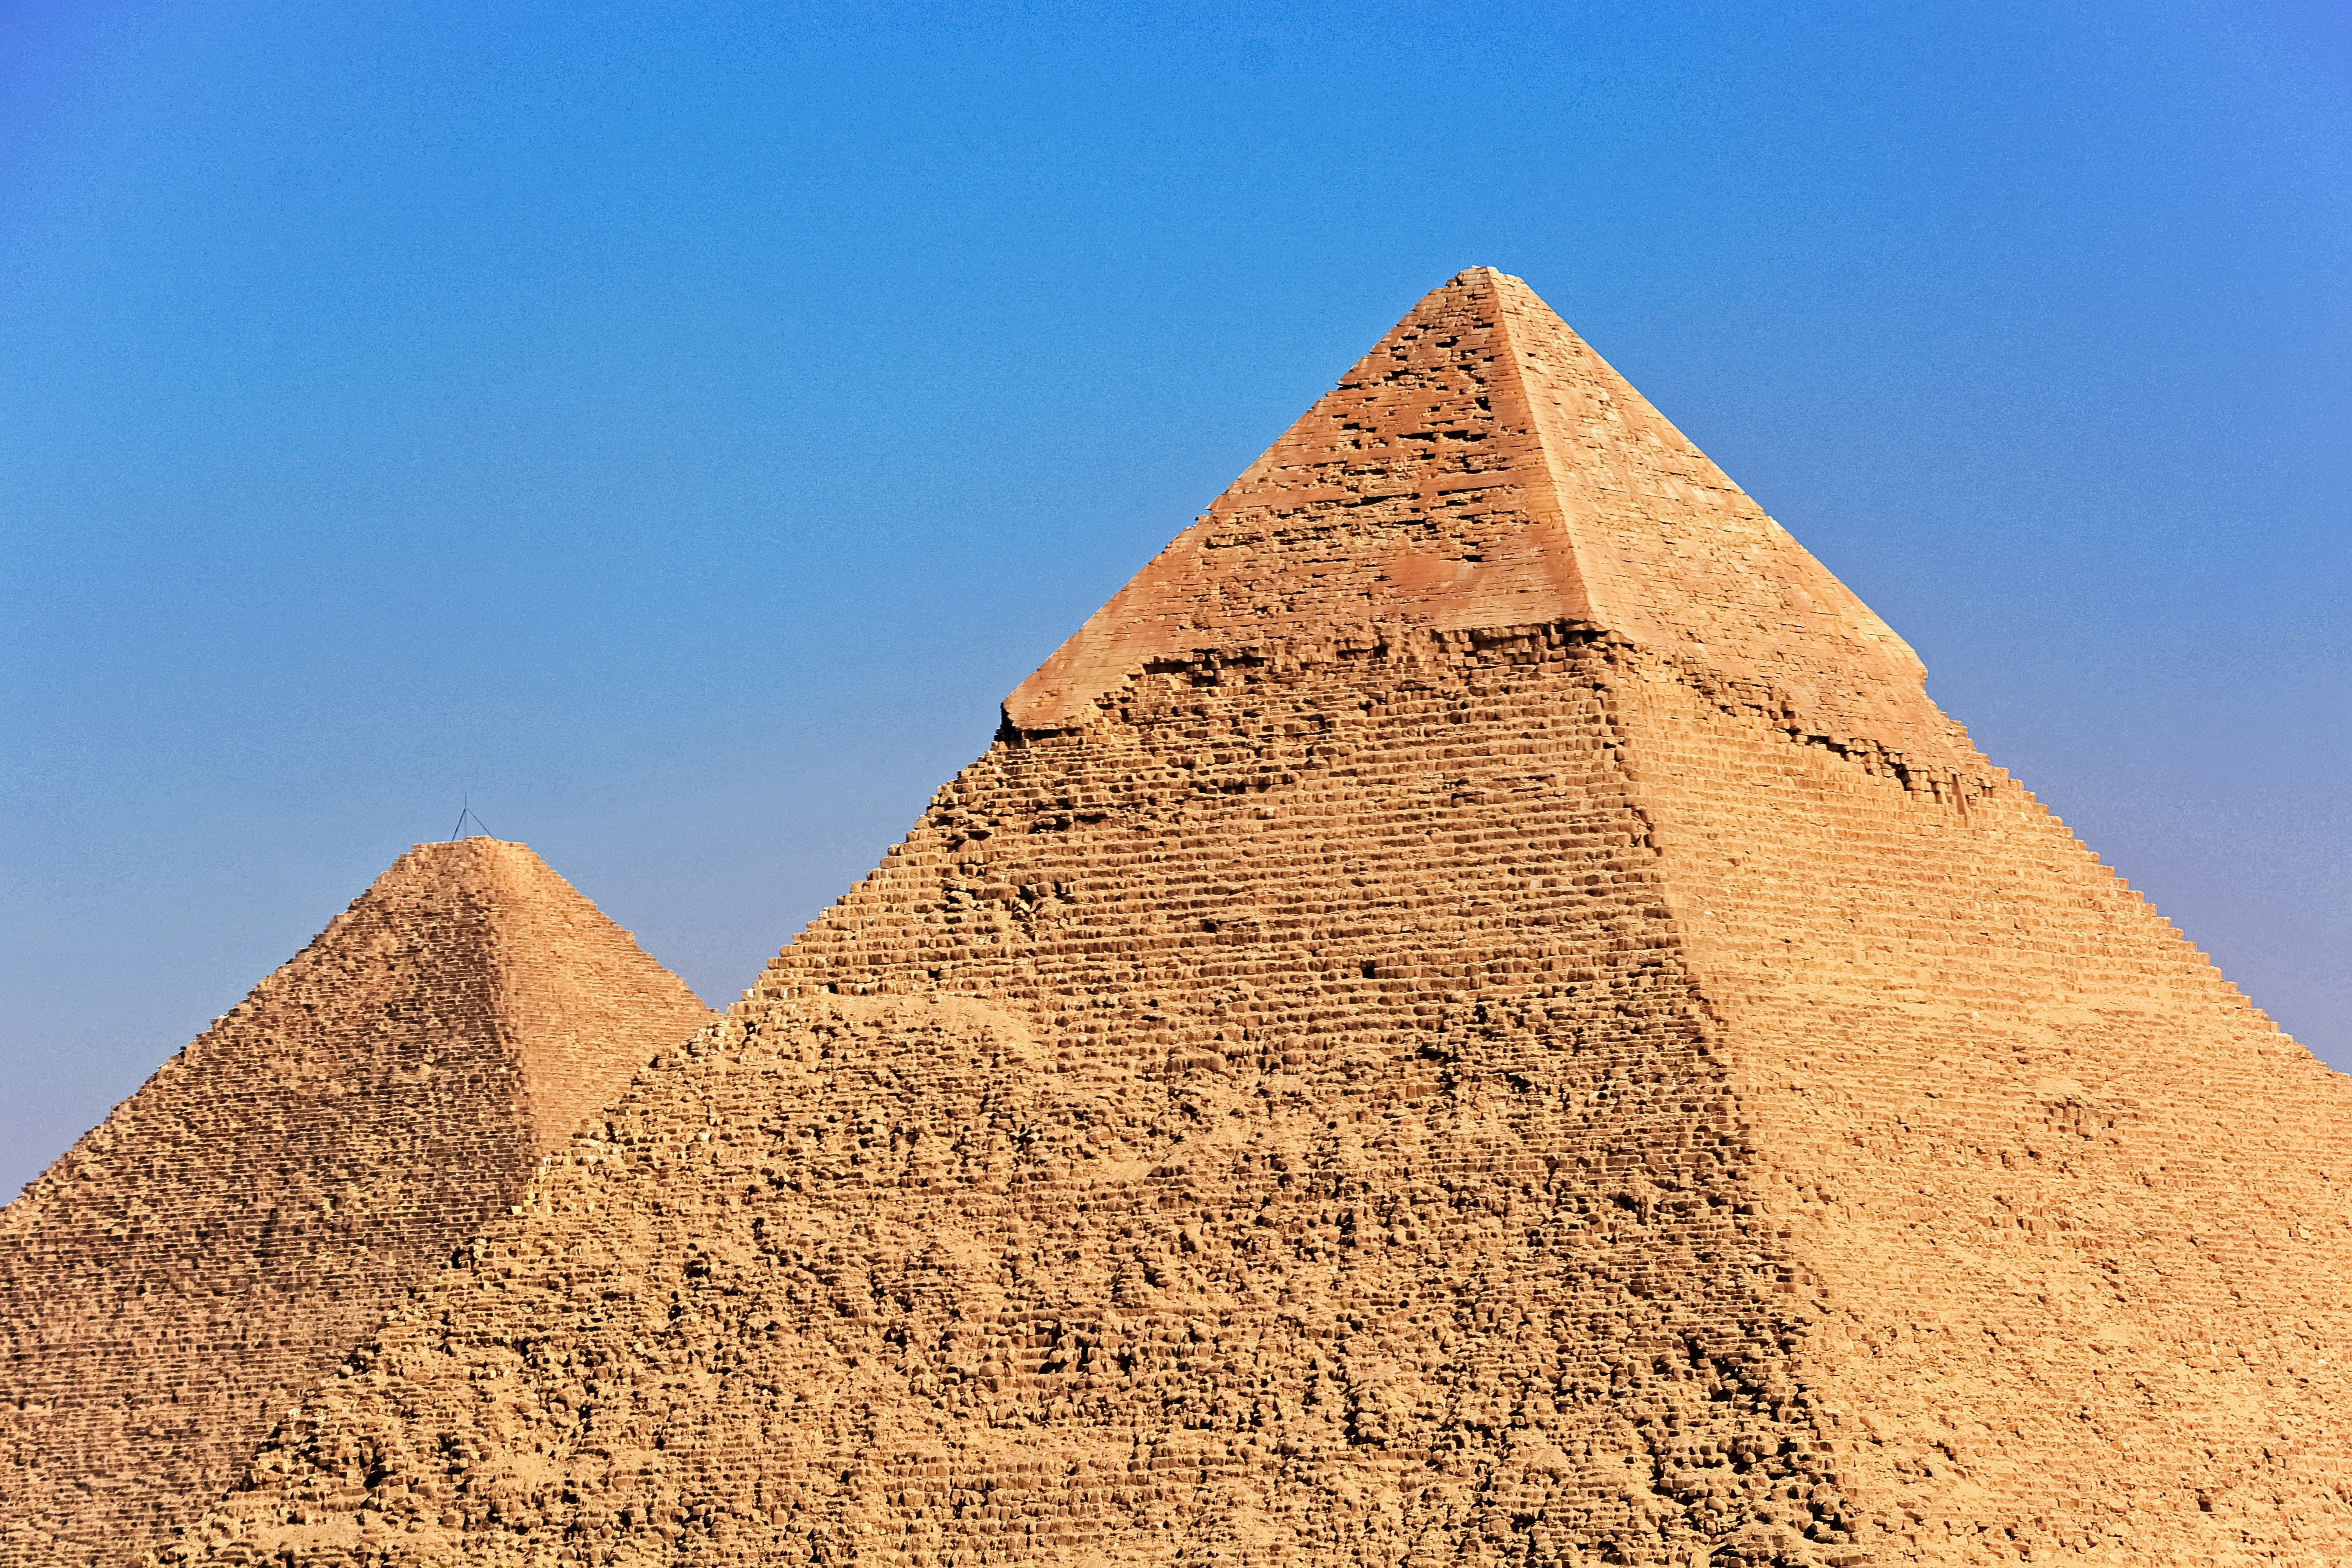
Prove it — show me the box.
[183,616,2352,1565]
[188,976,1844,1566]
[0,841,711,1567]
[16,272,2352,1566]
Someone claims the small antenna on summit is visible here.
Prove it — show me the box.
[450,794,494,841]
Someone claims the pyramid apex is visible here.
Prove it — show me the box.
[1005,269,1948,759]
[405,834,533,863]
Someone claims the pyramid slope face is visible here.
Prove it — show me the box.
[108,274,2352,1566]
[776,640,2352,1562]
[0,839,711,1568]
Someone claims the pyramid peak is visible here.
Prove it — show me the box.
[402,834,523,859]
[343,838,710,1138]
[1005,268,1951,762]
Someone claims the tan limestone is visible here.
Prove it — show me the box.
[0,840,712,1567]
[11,270,2350,1566]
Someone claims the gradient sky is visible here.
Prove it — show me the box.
[4,1,2346,1197]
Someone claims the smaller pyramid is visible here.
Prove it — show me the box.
[0,839,712,1568]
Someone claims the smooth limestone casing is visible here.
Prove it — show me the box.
[0,841,713,1568]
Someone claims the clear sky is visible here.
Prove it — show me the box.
[4,2,2346,1196]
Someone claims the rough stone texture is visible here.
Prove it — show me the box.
[1620,668,2352,1562]
[0,840,712,1568]
[183,721,1846,1564]
[22,269,2352,1566]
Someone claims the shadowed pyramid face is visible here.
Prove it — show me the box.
[0,840,710,1568]
[68,275,2352,1568]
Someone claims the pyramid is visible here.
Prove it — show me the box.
[0,839,713,1568]
[28,269,2352,1567]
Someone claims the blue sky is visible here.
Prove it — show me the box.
[4,1,2346,1195]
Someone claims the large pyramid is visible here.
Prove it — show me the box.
[0,840,713,1567]
[13,269,2351,1566]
